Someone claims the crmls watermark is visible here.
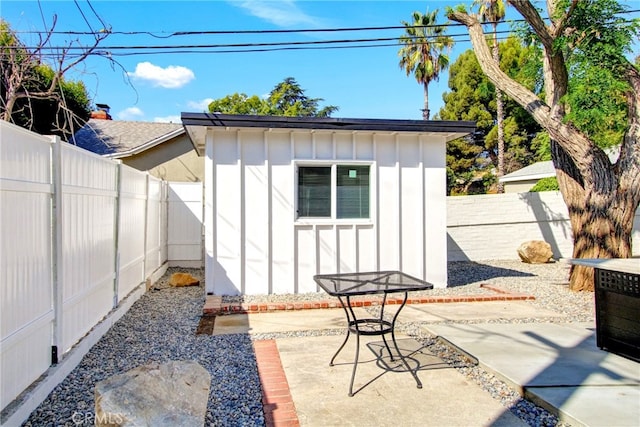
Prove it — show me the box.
[71,411,125,426]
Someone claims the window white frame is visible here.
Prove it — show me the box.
[294,161,374,222]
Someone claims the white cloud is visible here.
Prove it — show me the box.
[154,115,181,123]
[127,62,195,89]
[117,107,144,120]
[187,98,214,112]
[234,0,317,27]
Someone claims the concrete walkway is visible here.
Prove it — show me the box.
[211,300,640,427]
[426,322,640,427]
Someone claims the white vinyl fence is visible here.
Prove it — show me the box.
[1,123,54,415]
[0,122,190,413]
[167,182,203,267]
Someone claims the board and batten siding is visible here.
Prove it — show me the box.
[204,128,447,295]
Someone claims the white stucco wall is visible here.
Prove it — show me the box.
[204,128,448,295]
[446,191,640,261]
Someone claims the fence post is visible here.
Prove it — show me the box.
[113,162,122,308]
[162,181,169,264]
[143,174,150,282]
[50,137,63,364]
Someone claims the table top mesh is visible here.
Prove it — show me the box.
[314,271,433,296]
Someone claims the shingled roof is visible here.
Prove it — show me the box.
[71,119,185,158]
[499,160,555,183]
[499,146,620,184]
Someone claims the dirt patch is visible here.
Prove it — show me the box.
[196,315,216,335]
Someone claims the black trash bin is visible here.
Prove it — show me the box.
[594,267,640,362]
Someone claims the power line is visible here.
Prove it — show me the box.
[21,34,520,59]
[11,9,640,38]
[90,35,512,57]
[21,34,487,51]
[1,28,518,54]
[73,0,96,35]
[11,19,515,37]
[8,11,638,58]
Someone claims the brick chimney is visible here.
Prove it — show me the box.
[91,103,112,120]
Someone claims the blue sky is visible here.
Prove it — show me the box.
[3,1,639,123]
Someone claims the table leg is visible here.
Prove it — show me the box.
[379,293,394,361]
[330,295,352,366]
[391,291,422,389]
[332,295,363,397]
[349,330,360,397]
[345,296,361,396]
[331,292,422,395]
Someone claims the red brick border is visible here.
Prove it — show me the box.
[253,340,300,427]
[204,284,535,315]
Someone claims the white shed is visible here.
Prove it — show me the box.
[182,114,474,295]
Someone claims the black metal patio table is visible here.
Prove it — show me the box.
[313,271,434,396]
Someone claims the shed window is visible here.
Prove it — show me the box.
[298,167,331,217]
[297,165,370,219]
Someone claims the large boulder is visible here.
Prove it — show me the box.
[169,272,200,287]
[517,240,554,264]
[95,360,210,427]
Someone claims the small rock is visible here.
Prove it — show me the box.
[94,360,210,427]
[169,272,200,287]
[517,240,554,264]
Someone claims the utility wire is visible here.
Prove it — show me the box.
[24,34,520,59]
[73,0,96,35]
[5,29,513,52]
[12,9,640,37]
[12,20,516,36]
[9,10,638,57]
[84,0,110,34]
[90,37,511,57]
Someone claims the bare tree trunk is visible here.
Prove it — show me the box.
[552,142,633,291]
[493,28,505,193]
[1,16,110,135]
[1,48,23,121]
[422,82,430,120]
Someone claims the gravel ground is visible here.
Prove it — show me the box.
[21,261,592,427]
[229,259,594,323]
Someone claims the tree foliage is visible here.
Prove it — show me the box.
[208,93,270,115]
[563,59,629,148]
[1,18,106,139]
[268,77,337,117]
[438,38,541,194]
[514,4,634,159]
[530,176,560,192]
[208,77,338,118]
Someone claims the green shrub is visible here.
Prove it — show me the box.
[530,177,559,192]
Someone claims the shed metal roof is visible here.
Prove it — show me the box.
[182,112,475,133]
[181,113,476,155]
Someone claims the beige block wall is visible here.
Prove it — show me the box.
[503,179,537,193]
[146,151,204,182]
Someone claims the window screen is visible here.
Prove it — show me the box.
[336,166,369,218]
[298,167,331,217]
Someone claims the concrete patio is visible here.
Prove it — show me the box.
[212,300,640,427]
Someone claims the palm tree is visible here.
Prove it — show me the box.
[474,0,506,192]
[398,9,454,120]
